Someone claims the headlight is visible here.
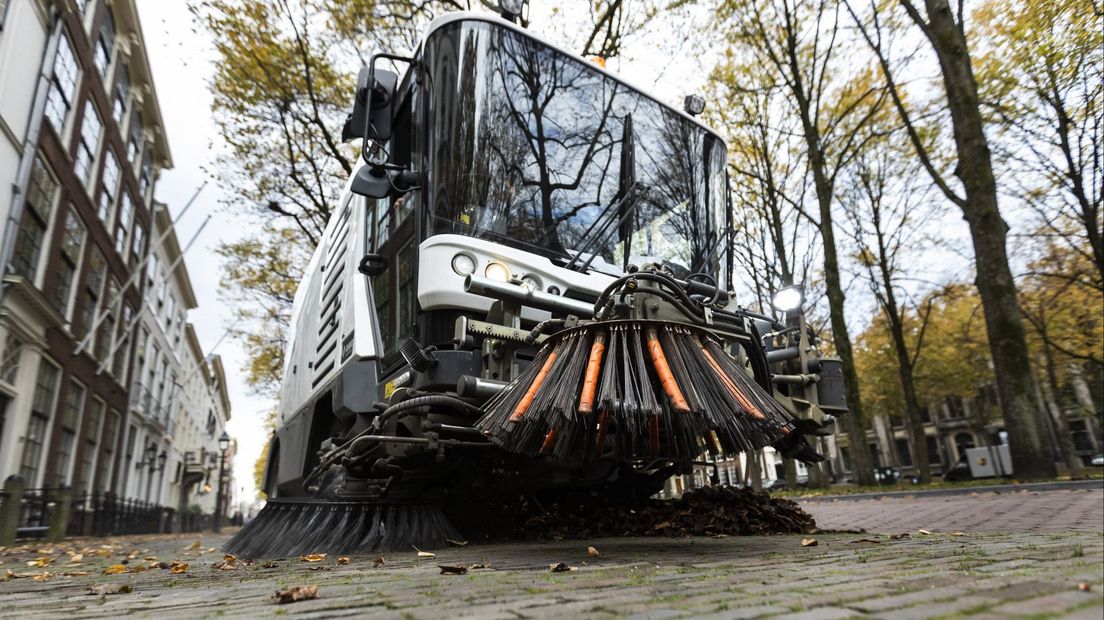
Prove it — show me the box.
[485,262,511,282]
[451,253,476,276]
[521,275,541,292]
[772,286,804,312]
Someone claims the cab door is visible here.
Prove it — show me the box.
[367,80,418,372]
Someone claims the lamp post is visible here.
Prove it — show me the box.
[213,431,230,533]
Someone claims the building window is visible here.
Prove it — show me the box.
[10,156,58,280]
[20,360,60,484]
[50,208,86,318]
[138,149,153,199]
[954,432,976,458]
[127,109,143,165]
[112,303,132,378]
[74,101,103,186]
[927,436,943,468]
[55,381,86,486]
[97,149,119,223]
[130,222,144,266]
[94,407,118,493]
[895,438,913,467]
[75,398,103,495]
[44,34,79,134]
[115,194,133,254]
[113,64,129,124]
[94,7,116,76]
[78,248,106,340]
[96,278,119,362]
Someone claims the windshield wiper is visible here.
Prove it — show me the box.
[564,183,643,273]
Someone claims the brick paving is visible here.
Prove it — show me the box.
[0,488,1098,619]
[801,488,1103,534]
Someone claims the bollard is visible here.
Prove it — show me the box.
[0,475,25,546]
[46,487,72,543]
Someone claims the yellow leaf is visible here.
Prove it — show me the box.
[337,557,350,565]
[102,564,129,575]
[299,554,327,562]
[171,562,189,574]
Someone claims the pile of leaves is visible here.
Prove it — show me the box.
[520,486,816,540]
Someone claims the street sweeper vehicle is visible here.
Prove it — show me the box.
[227,10,849,558]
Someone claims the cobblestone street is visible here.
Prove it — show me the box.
[0,486,1100,619]
[802,485,1104,534]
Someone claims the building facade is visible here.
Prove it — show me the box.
[0,0,236,527]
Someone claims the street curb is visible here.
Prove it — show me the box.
[793,479,1104,503]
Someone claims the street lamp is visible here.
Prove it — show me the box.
[213,431,230,533]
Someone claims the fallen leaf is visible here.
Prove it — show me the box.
[850,538,882,544]
[587,546,601,558]
[372,557,386,567]
[26,557,51,568]
[653,521,673,530]
[468,563,489,570]
[274,585,319,604]
[548,562,576,573]
[307,566,330,572]
[889,533,910,540]
[337,557,350,565]
[32,571,52,581]
[68,554,84,563]
[63,571,90,577]
[413,547,435,558]
[438,564,467,575]
[144,556,158,561]
[801,538,818,547]
[299,554,327,563]
[171,562,189,574]
[949,531,966,537]
[1078,583,1092,592]
[186,541,202,550]
[102,564,129,575]
[917,529,934,535]
[712,534,729,540]
[89,583,133,596]
[262,561,279,569]
[446,538,469,547]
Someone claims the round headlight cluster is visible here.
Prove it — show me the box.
[451,253,476,276]
[485,262,511,282]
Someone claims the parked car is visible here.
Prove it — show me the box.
[1091,453,1104,467]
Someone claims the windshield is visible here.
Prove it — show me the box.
[423,20,728,278]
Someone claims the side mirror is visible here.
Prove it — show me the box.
[341,67,398,143]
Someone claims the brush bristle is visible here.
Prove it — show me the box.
[476,321,805,465]
[224,500,462,559]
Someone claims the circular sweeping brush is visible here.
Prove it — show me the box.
[475,320,804,465]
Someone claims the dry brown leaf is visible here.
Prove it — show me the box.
[469,563,489,570]
[917,529,934,535]
[299,554,327,563]
[89,583,133,596]
[438,564,467,575]
[337,557,350,565]
[144,556,158,561]
[801,538,818,547]
[68,554,84,563]
[653,521,673,530]
[412,547,435,558]
[372,556,386,567]
[307,566,330,572]
[102,564,129,575]
[850,538,882,544]
[26,557,51,567]
[586,546,601,558]
[262,561,279,569]
[445,538,469,547]
[31,571,52,581]
[548,562,576,573]
[274,585,319,604]
[889,533,910,540]
[949,531,966,537]
[171,562,189,574]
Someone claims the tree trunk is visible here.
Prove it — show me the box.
[1042,337,1082,470]
[884,309,932,482]
[919,0,1057,478]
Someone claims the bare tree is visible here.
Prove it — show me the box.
[846,0,1058,477]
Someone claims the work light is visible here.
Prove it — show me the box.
[772,286,803,312]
